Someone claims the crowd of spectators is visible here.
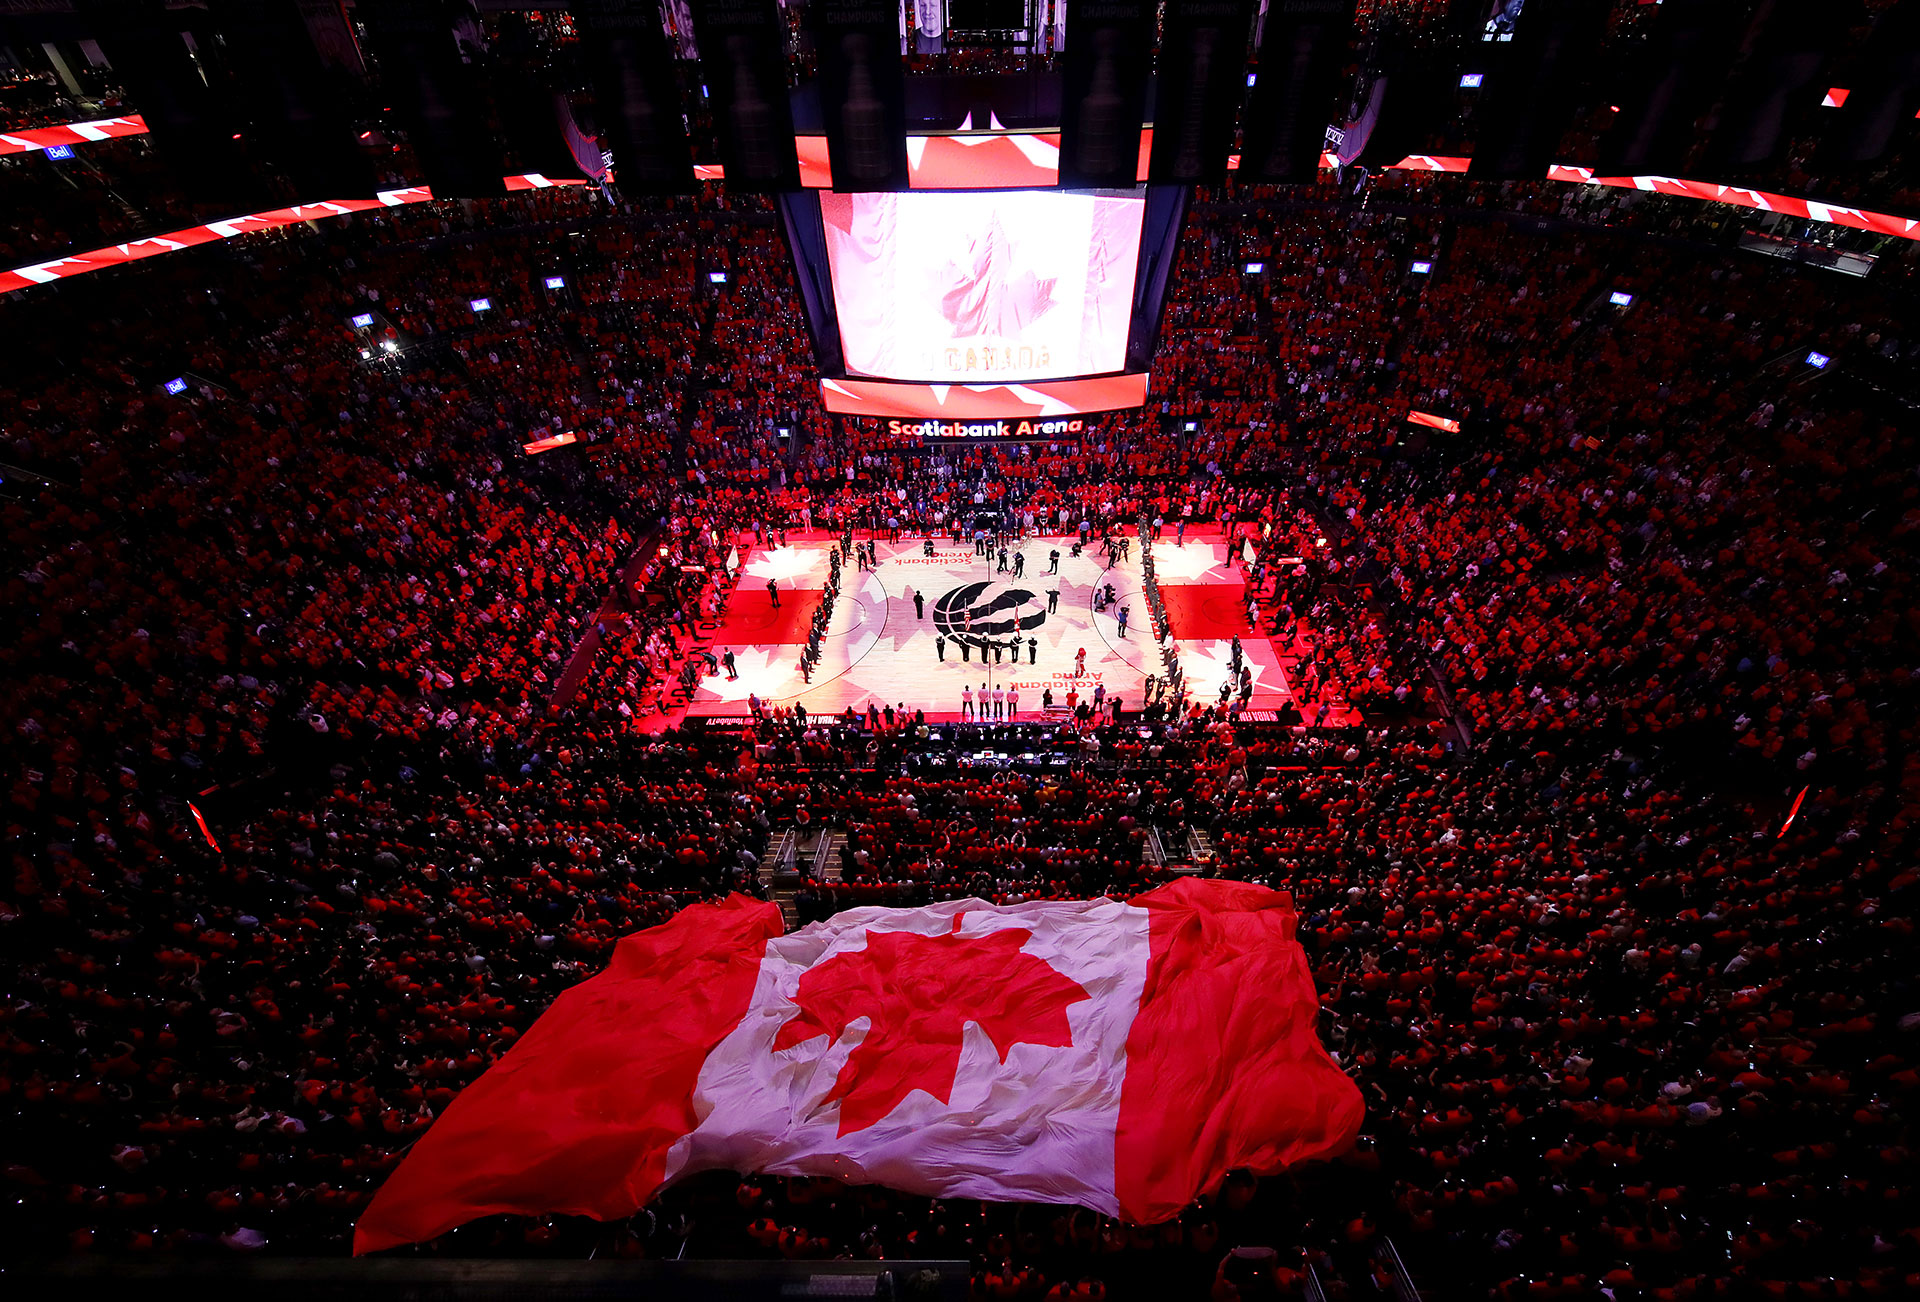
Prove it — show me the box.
[2,153,1916,1302]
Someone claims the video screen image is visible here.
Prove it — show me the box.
[820,189,1147,384]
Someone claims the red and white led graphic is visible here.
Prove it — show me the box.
[0,174,578,295]
[522,430,580,455]
[4,114,1919,300]
[1545,166,1920,241]
[0,114,148,156]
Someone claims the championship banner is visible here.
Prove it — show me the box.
[1240,0,1356,183]
[689,0,803,191]
[354,880,1361,1251]
[813,0,914,190]
[1149,0,1258,184]
[1058,0,1155,188]
[579,0,697,193]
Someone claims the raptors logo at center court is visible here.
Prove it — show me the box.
[932,581,1047,648]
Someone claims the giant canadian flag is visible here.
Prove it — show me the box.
[355,879,1361,1252]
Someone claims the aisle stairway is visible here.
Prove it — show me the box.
[762,828,798,928]
[1185,828,1217,865]
[812,831,843,883]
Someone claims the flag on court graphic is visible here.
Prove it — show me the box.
[354,879,1361,1252]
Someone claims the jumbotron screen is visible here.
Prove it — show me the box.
[819,189,1147,385]
[778,183,1184,421]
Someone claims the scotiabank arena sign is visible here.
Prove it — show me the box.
[887,417,1089,440]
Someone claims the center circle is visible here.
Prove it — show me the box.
[932,580,1048,647]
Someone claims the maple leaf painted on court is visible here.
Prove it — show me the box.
[694,645,796,703]
[1146,541,1231,583]
[1179,639,1270,697]
[773,924,1091,1136]
[744,546,827,585]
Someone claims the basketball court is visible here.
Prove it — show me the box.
[680,530,1327,722]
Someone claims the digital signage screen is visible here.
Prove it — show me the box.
[777,182,1184,421]
[819,189,1147,385]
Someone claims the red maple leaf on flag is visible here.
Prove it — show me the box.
[937,214,1058,340]
[772,922,1091,1136]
